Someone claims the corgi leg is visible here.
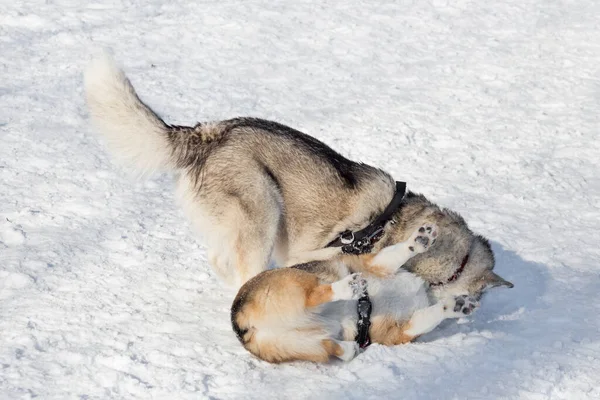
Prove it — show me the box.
[306,273,367,307]
[369,295,478,345]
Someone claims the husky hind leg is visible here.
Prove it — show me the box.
[177,170,283,287]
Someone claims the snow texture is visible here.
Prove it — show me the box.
[1,1,599,399]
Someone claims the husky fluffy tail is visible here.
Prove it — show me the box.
[84,54,215,176]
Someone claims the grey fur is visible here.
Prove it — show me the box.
[85,55,513,293]
[291,189,514,302]
[375,192,512,300]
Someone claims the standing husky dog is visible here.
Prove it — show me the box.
[231,223,482,363]
[84,55,512,293]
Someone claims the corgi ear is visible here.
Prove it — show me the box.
[483,271,514,290]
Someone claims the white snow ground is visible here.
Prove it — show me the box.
[1,0,599,398]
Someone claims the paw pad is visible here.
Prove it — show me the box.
[453,295,478,315]
[410,224,438,254]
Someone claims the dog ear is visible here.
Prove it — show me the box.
[483,271,514,290]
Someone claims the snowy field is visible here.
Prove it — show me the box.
[1,0,599,399]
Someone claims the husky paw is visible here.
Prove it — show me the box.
[336,341,360,362]
[408,223,438,254]
[332,273,368,301]
[444,295,479,317]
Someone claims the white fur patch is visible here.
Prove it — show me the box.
[84,52,173,177]
[404,302,447,337]
[370,223,438,274]
[371,241,416,274]
[335,341,359,362]
[331,274,357,301]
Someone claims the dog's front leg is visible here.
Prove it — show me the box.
[354,223,438,277]
[404,295,478,339]
[285,247,343,267]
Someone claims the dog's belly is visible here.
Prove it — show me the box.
[313,269,431,340]
[368,270,431,321]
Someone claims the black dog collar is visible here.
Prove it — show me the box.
[327,181,407,255]
[355,293,373,349]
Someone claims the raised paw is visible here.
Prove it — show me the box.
[348,273,368,298]
[408,223,438,254]
[444,295,479,317]
[331,273,368,301]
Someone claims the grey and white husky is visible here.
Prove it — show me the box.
[84,55,513,301]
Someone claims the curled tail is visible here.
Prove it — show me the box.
[84,54,220,176]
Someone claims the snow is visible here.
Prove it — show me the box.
[1,0,599,399]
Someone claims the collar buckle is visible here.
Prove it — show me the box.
[327,181,407,255]
[339,231,355,245]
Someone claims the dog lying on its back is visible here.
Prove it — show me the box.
[231,223,480,363]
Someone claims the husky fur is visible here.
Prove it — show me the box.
[231,223,486,363]
[84,55,512,295]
